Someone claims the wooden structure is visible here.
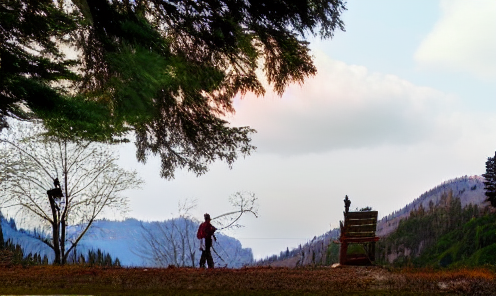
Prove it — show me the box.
[339,211,379,265]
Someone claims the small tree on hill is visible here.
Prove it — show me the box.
[482,151,496,208]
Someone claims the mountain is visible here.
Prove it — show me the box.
[255,175,491,267]
[0,215,253,268]
[376,175,487,237]
[0,216,51,259]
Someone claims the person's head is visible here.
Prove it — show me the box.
[204,213,211,222]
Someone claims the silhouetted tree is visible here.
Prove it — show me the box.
[482,151,496,208]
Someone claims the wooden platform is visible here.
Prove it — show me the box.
[339,211,379,265]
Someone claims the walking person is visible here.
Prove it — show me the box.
[197,213,217,268]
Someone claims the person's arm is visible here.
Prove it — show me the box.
[212,225,217,241]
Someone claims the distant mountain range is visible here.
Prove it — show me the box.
[0,216,253,268]
[256,175,491,267]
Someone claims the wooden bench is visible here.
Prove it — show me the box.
[339,211,379,265]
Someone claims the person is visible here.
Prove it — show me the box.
[197,213,217,268]
[344,195,351,214]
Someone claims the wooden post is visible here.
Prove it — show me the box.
[369,242,376,262]
[339,241,348,265]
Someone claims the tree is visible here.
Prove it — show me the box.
[139,213,200,267]
[482,151,496,208]
[0,0,73,121]
[0,120,143,264]
[0,0,127,140]
[1,0,347,179]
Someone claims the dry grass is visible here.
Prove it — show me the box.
[0,265,495,295]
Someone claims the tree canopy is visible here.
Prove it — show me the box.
[1,0,346,178]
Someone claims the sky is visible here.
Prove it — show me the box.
[113,0,496,260]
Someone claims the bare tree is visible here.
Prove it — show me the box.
[139,192,258,267]
[0,121,143,264]
[138,199,200,267]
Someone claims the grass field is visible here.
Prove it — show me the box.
[0,265,495,295]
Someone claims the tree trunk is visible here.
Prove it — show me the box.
[48,193,61,264]
[61,218,66,264]
[60,141,69,265]
[50,218,60,264]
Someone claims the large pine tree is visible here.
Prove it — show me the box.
[482,151,496,208]
[1,0,347,179]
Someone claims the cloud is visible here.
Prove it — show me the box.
[230,51,457,155]
[414,0,496,80]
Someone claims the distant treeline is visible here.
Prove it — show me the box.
[0,211,121,267]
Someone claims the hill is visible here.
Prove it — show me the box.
[255,175,492,268]
[376,175,487,237]
[376,192,496,267]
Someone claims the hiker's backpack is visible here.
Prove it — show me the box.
[197,222,216,239]
[197,222,207,239]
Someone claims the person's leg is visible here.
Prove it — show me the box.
[206,248,214,268]
[199,250,207,268]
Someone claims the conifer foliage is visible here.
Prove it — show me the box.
[0,0,80,126]
[482,151,496,208]
[1,0,347,179]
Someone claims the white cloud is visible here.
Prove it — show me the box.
[230,51,457,155]
[415,0,496,80]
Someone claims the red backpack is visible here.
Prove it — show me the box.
[197,222,207,239]
[197,222,215,239]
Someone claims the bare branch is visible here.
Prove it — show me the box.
[212,191,258,231]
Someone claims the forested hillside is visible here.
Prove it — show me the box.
[255,175,493,268]
[376,191,495,267]
[376,175,486,237]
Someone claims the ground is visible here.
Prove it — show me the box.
[0,265,495,295]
